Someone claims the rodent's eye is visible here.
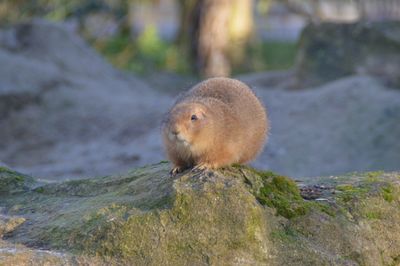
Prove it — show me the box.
[191,114,198,121]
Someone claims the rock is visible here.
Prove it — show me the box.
[0,19,114,77]
[0,167,36,195]
[295,21,400,88]
[0,215,25,237]
[0,19,174,180]
[0,165,399,265]
[1,20,399,181]
[0,161,9,168]
[0,241,73,266]
[250,75,400,178]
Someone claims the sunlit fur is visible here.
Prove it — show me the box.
[162,77,269,173]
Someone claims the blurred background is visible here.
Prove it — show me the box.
[0,0,399,180]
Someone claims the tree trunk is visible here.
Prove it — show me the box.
[191,0,231,77]
[228,0,255,68]
[179,0,254,78]
[176,0,198,45]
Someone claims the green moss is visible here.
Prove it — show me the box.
[270,227,298,242]
[0,167,35,194]
[1,164,400,264]
[391,255,400,266]
[335,172,398,206]
[364,171,385,183]
[0,167,25,181]
[60,172,270,264]
[336,184,354,191]
[336,185,369,203]
[42,204,132,254]
[34,187,45,193]
[232,166,336,219]
[245,206,264,243]
[0,167,15,174]
[381,184,395,203]
[315,203,336,217]
[364,211,382,220]
[253,170,307,219]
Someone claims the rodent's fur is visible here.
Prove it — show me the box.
[162,77,269,174]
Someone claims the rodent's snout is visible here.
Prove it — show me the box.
[165,120,190,144]
[166,121,179,136]
[164,104,195,145]
[170,128,179,136]
[165,122,181,142]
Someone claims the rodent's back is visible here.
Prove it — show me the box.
[203,78,267,164]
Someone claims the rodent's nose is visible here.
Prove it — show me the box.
[168,128,180,142]
[169,126,179,135]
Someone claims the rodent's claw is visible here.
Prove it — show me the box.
[191,164,208,173]
[170,167,183,176]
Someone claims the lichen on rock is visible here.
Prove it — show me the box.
[0,163,399,265]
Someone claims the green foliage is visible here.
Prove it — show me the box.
[94,26,191,75]
[234,41,297,74]
[137,26,164,58]
[94,27,297,77]
[0,0,297,76]
[0,0,78,24]
[0,0,127,24]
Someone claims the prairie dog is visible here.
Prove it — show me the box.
[162,77,268,174]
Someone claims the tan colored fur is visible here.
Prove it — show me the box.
[162,77,269,173]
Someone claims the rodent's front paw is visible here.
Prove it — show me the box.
[170,167,184,176]
[191,164,209,173]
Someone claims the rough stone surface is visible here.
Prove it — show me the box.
[0,165,399,265]
[295,21,400,88]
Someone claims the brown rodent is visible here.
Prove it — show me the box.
[162,77,269,174]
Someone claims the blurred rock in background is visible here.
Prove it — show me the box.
[1,19,399,180]
[0,20,174,180]
[295,21,400,88]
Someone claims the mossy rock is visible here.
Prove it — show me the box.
[0,167,36,195]
[0,163,399,265]
[295,21,400,88]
